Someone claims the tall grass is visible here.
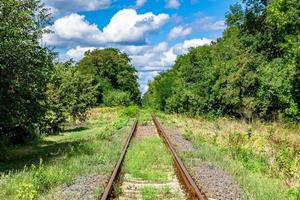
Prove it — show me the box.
[159,112,300,200]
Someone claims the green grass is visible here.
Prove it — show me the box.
[140,186,181,200]
[180,142,288,200]
[0,107,133,200]
[138,107,154,125]
[158,112,300,200]
[123,136,173,182]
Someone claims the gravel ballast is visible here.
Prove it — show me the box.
[164,127,243,200]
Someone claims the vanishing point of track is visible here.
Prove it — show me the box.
[99,117,208,200]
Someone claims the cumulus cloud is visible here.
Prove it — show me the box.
[166,0,180,9]
[100,9,169,44]
[42,14,101,47]
[168,26,192,40]
[43,9,169,47]
[138,71,159,93]
[135,38,212,93]
[63,38,212,93]
[132,38,211,69]
[65,46,97,61]
[43,0,111,13]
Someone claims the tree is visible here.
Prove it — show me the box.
[78,48,141,104]
[144,0,300,121]
[0,0,54,143]
[43,63,99,134]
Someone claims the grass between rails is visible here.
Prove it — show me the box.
[156,111,300,200]
[140,186,181,200]
[0,107,134,200]
[123,136,173,182]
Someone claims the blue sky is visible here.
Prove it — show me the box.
[42,0,238,93]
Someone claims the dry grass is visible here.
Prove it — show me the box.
[158,112,300,199]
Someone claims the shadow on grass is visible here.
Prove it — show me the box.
[0,137,94,173]
[61,126,89,133]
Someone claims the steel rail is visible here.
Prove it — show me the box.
[99,120,138,200]
[152,116,208,200]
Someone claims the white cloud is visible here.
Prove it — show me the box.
[136,0,147,7]
[182,38,212,48]
[191,15,226,31]
[123,45,149,55]
[134,38,211,93]
[65,46,97,61]
[138,71,159,93]
[153,42,168,52]
[168,26,192,40]
[63,38,211,93]
[42,14,101,47]
[100,9,169,44]
[43,9,169,47]
[131,38,211,69]
[166,0,180,9]
[43,0,111,13]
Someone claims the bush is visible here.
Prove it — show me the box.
[121,105,139,117]
[103,90,133,106]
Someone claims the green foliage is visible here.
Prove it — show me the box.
[103,90,132,107]
[97,116,128,139]
[0,0,54,143]
[121,105,139,117]
[0,108,131,200]
[42,62,98,134]
[0,0,141,142]
[78,48,141,105]
[143,70,175,111]
[16,183,37,200]
[144,0,300,122]
[274,143,299,178]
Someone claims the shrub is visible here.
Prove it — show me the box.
[121,105,139,117]
[103,90,133,106]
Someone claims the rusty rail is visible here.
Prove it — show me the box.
[152,117,208,200]
[99,120,138,200]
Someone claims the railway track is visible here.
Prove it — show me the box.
[99,117,208,200]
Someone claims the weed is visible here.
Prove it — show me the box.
[16,183,37,200]
[0,107,132,200]
[123,136,173,182]
[112,182,123,197]
[121,105,139,117]
[157,111,299,200]
[275,143,299,178]
[182,129,193,141]
[228,132,248,159]
[288,186,300,200]
[140,186,181,200]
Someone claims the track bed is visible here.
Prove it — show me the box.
[100,117,207,200]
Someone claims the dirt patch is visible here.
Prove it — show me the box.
[135,125,157,138]
[163,125,243,200]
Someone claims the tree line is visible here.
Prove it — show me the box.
[144,0,300,122]
[0,0,140,145]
